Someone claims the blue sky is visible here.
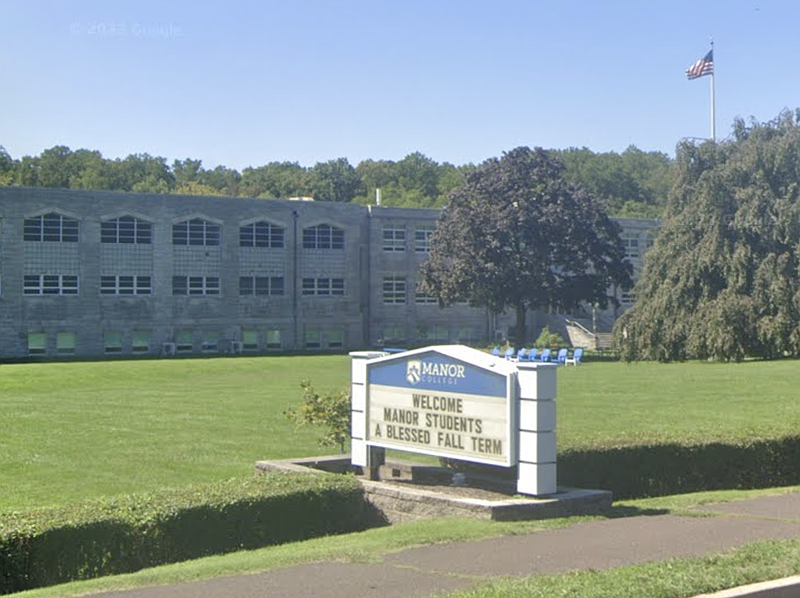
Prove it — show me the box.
[3,1,798,169]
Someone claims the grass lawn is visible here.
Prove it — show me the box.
[557,359,800,448]
[0,356,351,511]
[2,355,800,510]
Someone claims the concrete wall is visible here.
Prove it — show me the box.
[0,187,657,360]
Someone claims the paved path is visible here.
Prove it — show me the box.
[88,492,800,598]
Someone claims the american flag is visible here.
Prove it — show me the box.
[686,50,713,80]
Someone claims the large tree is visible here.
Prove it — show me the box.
[615,110,800,362]
[310,157,363,202]
[419,146,632,345]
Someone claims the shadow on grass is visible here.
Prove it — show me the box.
[559,435,800,500]
[602,504,670,518]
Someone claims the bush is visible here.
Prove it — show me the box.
[284,380,351,453]
[0,472,366,594]
[534,326,567,348]
[559,435,800,499]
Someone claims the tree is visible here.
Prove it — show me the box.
[616,110,800,362]
[419,147,632,345]
[310,157,363,202]
[0,146,15,185]
[240,161,309,198]
[556,146,674,218]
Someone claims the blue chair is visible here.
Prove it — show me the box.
[516,347,527,361]
[491,346,501,357]
[527,348,538,361]
[565,347,584,366]
[552,348,568,365]
[503,347,515,360]
[537,348,551,362]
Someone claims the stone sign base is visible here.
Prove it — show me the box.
[255,456,612,524]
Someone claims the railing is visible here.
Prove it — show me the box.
[564,318,594,338]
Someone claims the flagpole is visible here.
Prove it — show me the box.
[710,39,715,141]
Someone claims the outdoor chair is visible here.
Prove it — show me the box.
[537,348,551,362]
[527,348,538,361]
[504,347,515,360]
[553,348,568,365]
[565,347,584,366]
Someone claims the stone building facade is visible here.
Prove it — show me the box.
[0,187,656,359]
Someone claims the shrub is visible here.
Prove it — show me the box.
[559,435,800,499]
[284,380,351,453]
[0,472,365,594]
[534,326,567,348]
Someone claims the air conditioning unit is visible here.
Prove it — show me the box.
[162,342,176,356]
[230,341,243,354]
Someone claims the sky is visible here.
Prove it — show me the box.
[2,1,799,170]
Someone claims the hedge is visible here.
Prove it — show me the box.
[558,434,800,499]
[0,472,368,594]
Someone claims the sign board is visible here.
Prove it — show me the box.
[365,346,517,466]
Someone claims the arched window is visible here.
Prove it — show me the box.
[101,215,152,244]
[302,224,344,249]
[24,212,79,242]
[240,221,285,248]
[172,218,220,246]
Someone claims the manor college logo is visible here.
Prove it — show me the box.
[406,358,466,386]
[406,360,422,384]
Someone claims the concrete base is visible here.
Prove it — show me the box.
[255,455,612,524]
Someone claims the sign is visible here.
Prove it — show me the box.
[365,348,516,466]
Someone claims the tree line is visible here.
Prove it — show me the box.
[0,144,673,216]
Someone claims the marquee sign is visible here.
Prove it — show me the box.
[350,345,558,496]
[365,347,517,466]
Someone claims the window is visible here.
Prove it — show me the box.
[132,331,150,353]
[303,224,344,249]
[242,330,259,351]
[201,331,219,352]
[382,326,404,342]
[305,328,321,349]
[382,226,406,252]
[57,332,76,355]
[101,216,152,244]
[175,330,194,352]
[100,276,152,295]
[172,276,219,295]
[415,283,438,304]
[239,276,284,296]
[414,226,435,253]
[457,327,477,344]
[28,332,47,355]
[24,213,79,242]
[382,276,406,304]
[622,234,640,259]
[429,325,449,343]
[23,275,79,295]
[240,221,284,248]
[621,286,636,307]
[302,278,344,296]
[327,329,344,348]
[266,329,281,349]
[103,331,122,354]
[172,218,220,246]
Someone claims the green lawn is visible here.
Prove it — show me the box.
[0,356,351,511]
[557,360,800,449]
[2,355,800,511]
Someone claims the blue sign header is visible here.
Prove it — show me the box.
[368,350,506,397]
